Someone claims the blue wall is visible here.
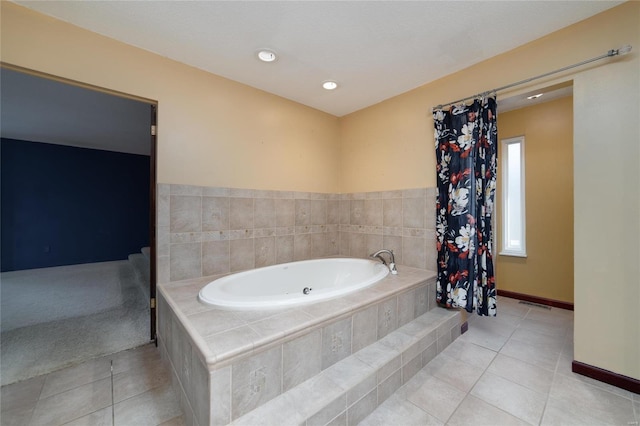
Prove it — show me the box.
[1,138,150,272]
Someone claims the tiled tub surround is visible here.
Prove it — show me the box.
[158,267,462,425]
[157,184,437,284]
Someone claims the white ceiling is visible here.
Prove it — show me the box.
[14,0,622,117]
[1,68,152,155]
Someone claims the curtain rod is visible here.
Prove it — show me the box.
[432,44,632,111]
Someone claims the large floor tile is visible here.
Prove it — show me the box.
[493,299,530,318]
[499,336,561,372]
[158,415,187,426]
[541,396,633,426]
[518,317,570,339]
[0,404,36,426]
[114,382,182,426]
[359,394,442,426]
[548,373,636,425]
[470,372,546,425]
[111,343,162,375]
[428,355,485,393]
[455,325,511,352]
[0,375,44,414]
[472,313,521,335]
[395,368,432,399]
[440,339,497,370]
[524,306,573,324]
[487,353,554,395]
[554,350,636,401]
[406,375,466,423]
[447,394,530,426]
[39,357,112,399]
[112,356,171,403]
[509,326,566,349]
[30,377,112,425]
[64,406,113,426]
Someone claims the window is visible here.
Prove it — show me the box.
[500,136,526,257]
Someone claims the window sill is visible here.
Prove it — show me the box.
[499,250,527,258]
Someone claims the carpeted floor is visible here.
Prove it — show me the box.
[0,260,150,386]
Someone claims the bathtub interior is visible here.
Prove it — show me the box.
[198,258,389,309]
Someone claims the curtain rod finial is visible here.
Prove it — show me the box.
[618,45,633,56]
[610,45,632,56]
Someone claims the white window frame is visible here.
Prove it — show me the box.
[499,136,527,257]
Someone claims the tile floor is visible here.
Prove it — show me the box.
[1,343,184,426]
[361,297,640,426]
[2,297,638,425]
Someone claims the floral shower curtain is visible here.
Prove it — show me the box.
[433,97,497,316]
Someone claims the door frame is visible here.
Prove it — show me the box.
[1,62,159,340]
[149,104,158,341]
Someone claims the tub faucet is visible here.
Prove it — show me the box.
[370,249,398,275]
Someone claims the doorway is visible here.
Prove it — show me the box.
[495,82,574,307]
[0,65,158,385]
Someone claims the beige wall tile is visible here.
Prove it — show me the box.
[210,367,232,426]
[339,200,351,225]
[350,200,365,226]
[364,199,383,226]
[294,233,312,261]
[230,239,254,272]
[353,305,378,353]
[377,297,398,339]
[283,331,322,391]
[255,237,276,268]
[275,199,295,227]
[170,243,202,281]
[202,197,229,231]
[202,240,229,276]
[170,195,202,233]
[160,184,438,281]
[231,346,283,420]
[321,318,353,370]
[383,198,402,227]
[402,197,425,229]
[402,236,426,269]
[254,198,276,229]
[275,235,294,264]
[230,198,254,230]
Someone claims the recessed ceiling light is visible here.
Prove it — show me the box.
[322,81,338,90]
[527,93,543,100]
[257,50,277,62]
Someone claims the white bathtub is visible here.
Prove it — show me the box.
[198,258,389,310]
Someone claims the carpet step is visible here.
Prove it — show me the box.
[128,253,150,301]
[141,246,151,261]
[232,308,461,426]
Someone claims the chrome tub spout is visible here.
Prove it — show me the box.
[370,249,398,275]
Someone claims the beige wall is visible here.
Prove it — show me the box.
[573,45,639,380]
[0,3,340,193]
[496,96,574,303]
[340,2,639,380]
[2,1,639,381]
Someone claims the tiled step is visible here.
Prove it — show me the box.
[231,307,462,426]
